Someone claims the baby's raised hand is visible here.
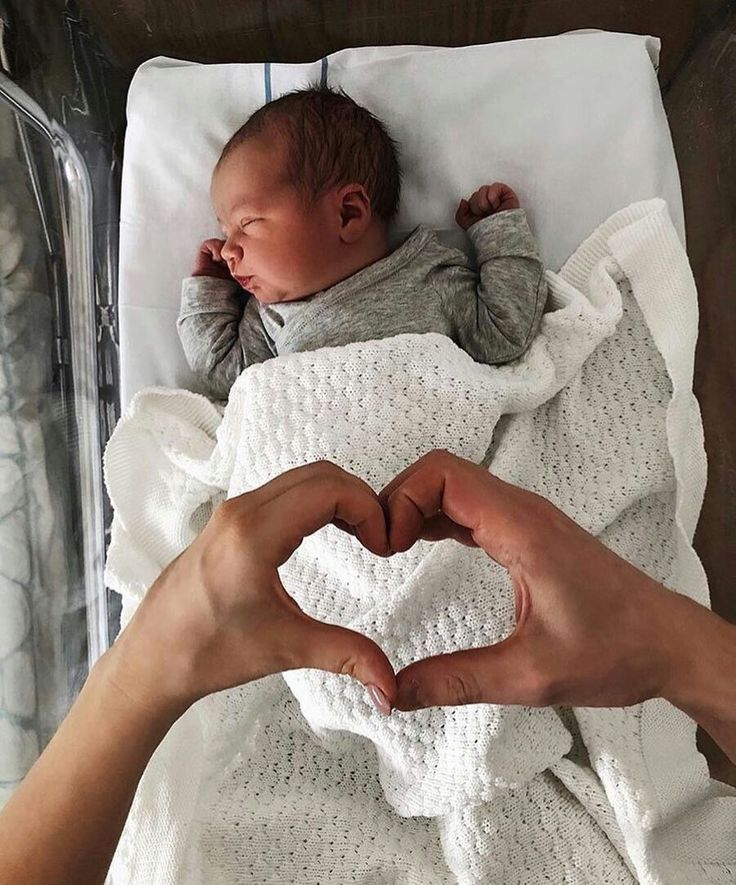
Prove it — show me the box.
[191,238,233,280]
[455,183,520,231]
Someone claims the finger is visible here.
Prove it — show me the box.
[378,450,524,566]
[200,239,224,260]
[332,516,356,537]
[468,190,485,216]
[479,185,494,212]
[379,470,434,553]
[284,609,397,711]
[240,463,390,562]
[498,184,516,202]
[380,481,476,553]
[418,512,476,547]
[378,452,484,554]
[486,183,503,209]
[207,240,227,263]
[378,449,440,503]
[394,635,537,709]
[237,460,356,504]
[231,461,375,530]
[456,207,476,232]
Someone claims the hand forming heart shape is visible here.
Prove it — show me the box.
[105,449,688,723]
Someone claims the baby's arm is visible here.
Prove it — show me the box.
[177,239,274,400]
[439,184,547,365]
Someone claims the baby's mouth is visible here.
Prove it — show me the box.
[235,275,254,289]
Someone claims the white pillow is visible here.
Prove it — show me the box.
[119,30,684,407]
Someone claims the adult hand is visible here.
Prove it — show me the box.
[378,449,704,712]
[0,461,400,885]
[455,182,520,231]
[109,461,396,719]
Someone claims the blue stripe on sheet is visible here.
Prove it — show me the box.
[264,57,327,104]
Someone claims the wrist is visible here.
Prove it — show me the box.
[656,588,736,751]
[98,628,194,730]
[94,646,183,739]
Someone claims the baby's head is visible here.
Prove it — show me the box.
[211,84,402,304]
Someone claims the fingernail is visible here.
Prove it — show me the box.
[366,684,392,716]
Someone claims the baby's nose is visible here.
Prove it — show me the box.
[220,240,242,273]
[221,238,240,261]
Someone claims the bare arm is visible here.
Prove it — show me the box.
[661,592,736,762]
[0,650,182,885]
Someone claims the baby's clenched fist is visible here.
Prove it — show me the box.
[191,238,233,280]
[455,183,520,231]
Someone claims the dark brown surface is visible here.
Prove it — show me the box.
[666,9,736,786]
[78,0,736,782]
[85,0,726,85]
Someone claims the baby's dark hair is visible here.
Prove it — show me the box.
[217,84,402,224]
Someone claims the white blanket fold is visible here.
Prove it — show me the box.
[105,199,736,885]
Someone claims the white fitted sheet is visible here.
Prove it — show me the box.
[118,30,684,408]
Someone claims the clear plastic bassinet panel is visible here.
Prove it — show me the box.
[0,10,121,805]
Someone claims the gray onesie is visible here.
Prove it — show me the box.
[178,208,547,401]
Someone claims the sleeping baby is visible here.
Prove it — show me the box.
[177,84,547,401]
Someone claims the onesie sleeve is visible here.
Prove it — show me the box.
[435,208,547,365]
[177,275,275,400]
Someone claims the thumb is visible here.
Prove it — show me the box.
[394,634,540,710]
[291,615,397,715]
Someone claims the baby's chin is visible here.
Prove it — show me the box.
[252,284,311,305]
[249,286,281,305]
[242,279,271,302]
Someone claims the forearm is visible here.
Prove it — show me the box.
[450,210,547,364]
[178,275,245,396]
[0,646,185,885]
[659,588,736,763]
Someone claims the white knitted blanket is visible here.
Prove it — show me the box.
[105,199,736,884]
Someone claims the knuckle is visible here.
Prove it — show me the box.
[338,655,360,679]
[443,671,478,705]
[425,448,455,466]
[526,664,563,706]
[213,497,256,539]
[213,497,236,521]
[311,460,349,484]
[312,458,338,472]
